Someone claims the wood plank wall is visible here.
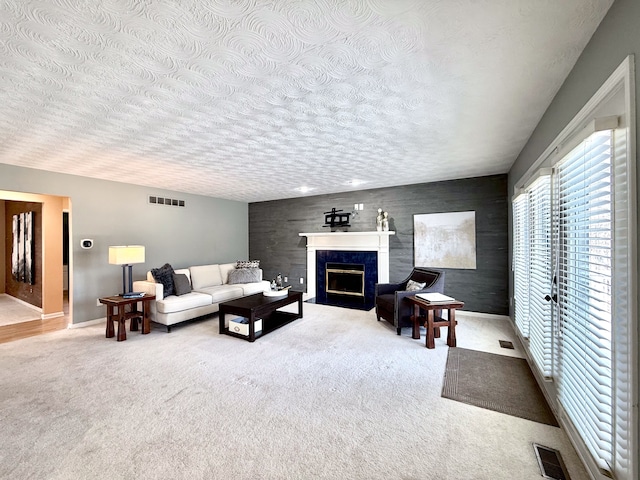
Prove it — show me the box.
[249,174,509,315]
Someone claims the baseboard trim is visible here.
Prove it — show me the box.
[68,317,105,328]
[457,310,511,322]
[41,311,64,320]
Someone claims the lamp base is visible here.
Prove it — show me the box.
[118,264,135,296]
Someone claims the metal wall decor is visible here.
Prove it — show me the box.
[323,208,351,229]
[12,211,35,284]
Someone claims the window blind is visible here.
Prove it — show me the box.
[555,130,613,469]
[527,176,553,377]
[512,194,530,337]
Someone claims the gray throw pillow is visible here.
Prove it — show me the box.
[228,268,261,284]
[172,273,192,296]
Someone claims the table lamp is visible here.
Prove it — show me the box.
[108,245,145,295]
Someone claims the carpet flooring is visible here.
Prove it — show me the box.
[0,303,587,479]
[442,347,559,426]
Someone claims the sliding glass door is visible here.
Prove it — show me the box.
[512,127,630,476]
[555,130,614,470]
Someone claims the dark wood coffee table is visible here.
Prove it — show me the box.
[219,290,303,342]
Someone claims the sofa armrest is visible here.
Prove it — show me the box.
[133,280,163,299]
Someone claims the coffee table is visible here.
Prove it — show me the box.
[219,290,303,342]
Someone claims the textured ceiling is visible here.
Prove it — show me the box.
[0,0,613,203]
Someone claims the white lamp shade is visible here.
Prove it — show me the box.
[108,245,145,265]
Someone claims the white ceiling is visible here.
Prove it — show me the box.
[0,0,613,203]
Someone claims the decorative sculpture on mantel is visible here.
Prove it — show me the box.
[376,208,389,231]
[323,208,351,229]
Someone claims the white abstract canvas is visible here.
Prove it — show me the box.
[414,211,476,269]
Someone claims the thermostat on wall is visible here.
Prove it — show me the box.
[81,239,94,249]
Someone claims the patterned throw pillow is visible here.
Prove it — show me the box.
[172,273,192,296]
[236,260,260,269]
[406,280,426,292]
[151,263,175,298]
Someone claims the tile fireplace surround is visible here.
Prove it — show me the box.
[298,231,395,301]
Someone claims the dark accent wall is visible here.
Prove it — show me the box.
[4,201,42,308]
[249,174,508,315]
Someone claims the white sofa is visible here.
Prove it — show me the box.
[133,263,270,331]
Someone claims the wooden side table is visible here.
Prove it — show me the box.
[407,296,464,349]
[99,294,155,341]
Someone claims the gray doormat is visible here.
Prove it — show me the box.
[442,348,559,426]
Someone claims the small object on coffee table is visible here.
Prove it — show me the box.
[264,285,291,297]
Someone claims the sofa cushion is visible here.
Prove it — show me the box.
[173,273,192,296]
[156,292,212,314]
[195,285,244,303]
[241,281,269,296]
[151,263,175,298]
[228,268,262,284]
[219,263,235,284]
[190,264,222,290]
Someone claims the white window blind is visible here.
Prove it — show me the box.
[512,194,529,337]
[555,130,613,470]
[527,176,553,377]
[510,57,634,480]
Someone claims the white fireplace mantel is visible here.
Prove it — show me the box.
[299,231,395,298]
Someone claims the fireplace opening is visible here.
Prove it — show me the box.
[325,263,365,297]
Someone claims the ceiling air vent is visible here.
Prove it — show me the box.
[148,196,185,207]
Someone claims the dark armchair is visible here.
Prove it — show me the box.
[375,267,446,335]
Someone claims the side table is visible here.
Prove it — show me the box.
[407,296,464,349]
[99,294,155,341]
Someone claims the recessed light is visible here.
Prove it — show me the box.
[296,186,314,193]
[347,179,366,187]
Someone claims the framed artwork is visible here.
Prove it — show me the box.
[413,211,476,269]
[12,211,35,284]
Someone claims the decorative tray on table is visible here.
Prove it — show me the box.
[263,285,291,297]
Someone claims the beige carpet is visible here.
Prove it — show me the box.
[0,303,589,480]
